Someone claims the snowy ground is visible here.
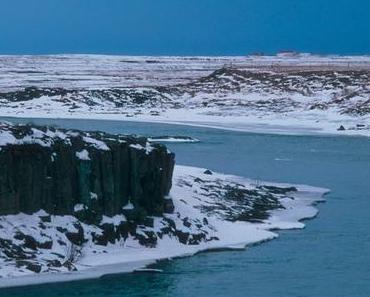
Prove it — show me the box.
[0,165,328,288]
[0,54,369,137]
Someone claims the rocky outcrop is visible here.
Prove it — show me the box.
[1,67,369,116]
[0,122,175,221]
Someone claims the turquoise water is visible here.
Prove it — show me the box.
[1,118,370,297]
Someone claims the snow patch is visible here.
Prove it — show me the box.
[76,149,90,161]
[122,202,134,210]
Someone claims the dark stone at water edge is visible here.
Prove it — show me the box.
[337,125,346,131]
[16,260,42,273]
[0,123,175,221]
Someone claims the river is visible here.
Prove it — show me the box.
[1,117,370,297]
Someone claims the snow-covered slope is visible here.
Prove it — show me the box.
[0,54,370,136]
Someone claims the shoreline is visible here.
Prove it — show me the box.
[1,111,370,139]
[0,165,329,289]
[0,237,273,289]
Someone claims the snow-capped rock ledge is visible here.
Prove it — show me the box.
[0,121,175,218]
[0,165,328,288]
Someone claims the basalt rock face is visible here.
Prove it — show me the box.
[0,123,175,221]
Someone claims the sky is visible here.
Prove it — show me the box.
[0,0,369,56]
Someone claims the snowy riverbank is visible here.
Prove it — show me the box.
[2,110,370,138]
[0,54,369,138]
[0,165,329,288]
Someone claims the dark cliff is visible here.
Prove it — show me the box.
[0,123,175,221]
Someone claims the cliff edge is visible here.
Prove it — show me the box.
[0,122,175,222]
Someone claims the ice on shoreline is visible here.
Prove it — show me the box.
[148,136,200,143]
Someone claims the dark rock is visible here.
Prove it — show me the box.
[337,125,346,131]
[57,240,67,246]
[40,215,51,223]
[65,223,85,246]
[63,261,77,271]
[203,169,213,175]
[74,208,102,226]
[135,231,157,247]
[143,217,154,228]
[92,232,108,246]
[0,237,31,259]
[16,260,42,273]
[38,222,46,230]
[163,198,175,214]
[0,123,175,224]
[14,233,38,251]
[188,233,206,245]
[163,218,176,230]
[183,217,192,228]
[47,259,62,268]
[38,240,53,250]
[56,227,68,233]
[194,177,204,183]
[175,230,190,244]
[93,221,132,246]
[116,221,134,240]
[100,223,116,244]
[259,185,297,194]
[123,207,148,223]
[0,87,69,102]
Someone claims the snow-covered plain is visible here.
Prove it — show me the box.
[0,165,328,288]
[0,54,369,137]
